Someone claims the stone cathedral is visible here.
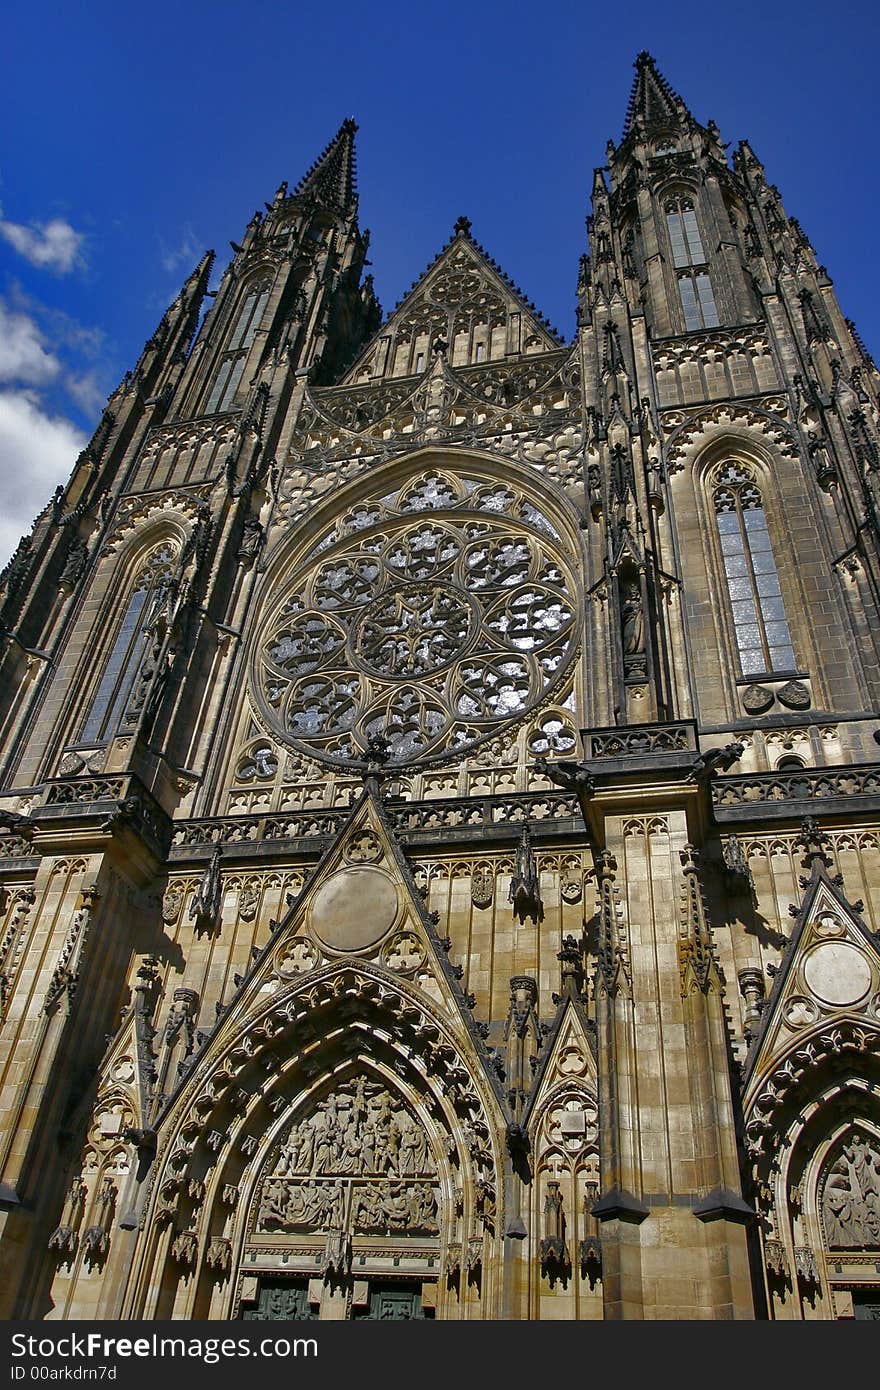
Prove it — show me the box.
[1,53,879,1322]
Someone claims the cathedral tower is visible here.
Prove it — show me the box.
[1,58,879,1321]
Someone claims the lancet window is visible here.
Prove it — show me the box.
[79,544,176,744]
[712,461,796,676]
[665,197,719,331]
[205,279,271,414]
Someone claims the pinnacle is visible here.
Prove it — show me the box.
[175,249,215,313]
[622,51,688,140]
[289,118,359,211]
[186,249,215,286]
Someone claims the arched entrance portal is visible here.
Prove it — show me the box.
[126,964,503,1320]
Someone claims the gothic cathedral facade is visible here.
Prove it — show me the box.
[1,55,879,1321]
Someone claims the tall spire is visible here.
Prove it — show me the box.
[133,248,215,380]
[290,117,359,212]
[180,248,216,303]
[622,51,688,139]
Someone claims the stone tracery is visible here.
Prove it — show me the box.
[256,485,578,766]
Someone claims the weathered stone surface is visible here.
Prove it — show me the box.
[0,56,878,1325]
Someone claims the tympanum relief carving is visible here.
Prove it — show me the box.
[822,1135,880,1249]
[255,1080,440,1237]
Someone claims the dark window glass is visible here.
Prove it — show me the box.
[80,547,175,743]
[713,463,796,676]
[666,197,719,331]
[206,281,271,414]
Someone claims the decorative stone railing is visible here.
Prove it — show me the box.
[582,722,696,760]
[167,790,582,860]
[713,764,880,820]
[36,773,171,856]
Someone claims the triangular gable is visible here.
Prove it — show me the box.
[742,857,880,1108]
[610,526,645,575]
[523,993,598,1135]
[155,787,506,1124]
[341,227,562,385]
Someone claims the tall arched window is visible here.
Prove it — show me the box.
[205,280,271,414]
[79,545,176,743]
[665,196,719,331]
[713,461,796,676]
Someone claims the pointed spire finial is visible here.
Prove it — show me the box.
[289,119,360,212]
[351,730,392,795]
[622,51,689,141]
[796,816,835,874]
[453,215,472,237]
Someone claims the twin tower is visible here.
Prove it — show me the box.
[1,55,879,1320]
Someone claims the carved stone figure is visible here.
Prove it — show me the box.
[540,1180,570,1273]
[238,516,264,565]
[620,580,644,655]
[163,988,199,1064]
[351,1180,438,1233]
[823,1135,880,1248]
[471,865,494,910]
[509,825,543,925]
[258,1180,345,1232]
[59,537,88,590]
[161,881,185,925]
[189,846,223,934]
[267,1081,436,1181]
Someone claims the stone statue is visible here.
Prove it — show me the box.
[823,1136,880,1248]
[620,580,644,655]
[238,516,264,565]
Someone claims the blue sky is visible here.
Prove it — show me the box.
[1,0,877,565]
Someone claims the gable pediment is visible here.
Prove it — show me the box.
[341,230,562,385]
[155,789,506,1127]
[742,866,880,1110]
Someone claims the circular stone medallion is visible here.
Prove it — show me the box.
[309,866,400,952]
[803,942,872,1007]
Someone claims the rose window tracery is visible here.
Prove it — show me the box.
[255,503,578,766]
[357,585,474,679]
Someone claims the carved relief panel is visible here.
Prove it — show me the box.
[821,1133,880,1251]
[254,1080,440,1240]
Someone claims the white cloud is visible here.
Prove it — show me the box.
[65,370,107,417]
[0,391,86,568]
[160,225,202,275]
[0,207,84,274]
[8,282,105,359]
[0,290,112,425]
[0,301,60,386]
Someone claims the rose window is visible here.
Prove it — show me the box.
[255,511,578,766]
[357,584,474,678]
